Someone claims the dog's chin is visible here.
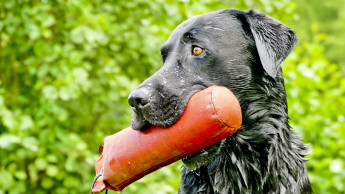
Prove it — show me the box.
[182,140,224,171]
[131,111,183,131]
[131,112,152,130]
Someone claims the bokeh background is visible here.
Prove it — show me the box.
[1,0,344,193]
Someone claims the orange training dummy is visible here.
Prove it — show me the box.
[91,86,242,193]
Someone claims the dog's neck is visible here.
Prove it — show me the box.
[180,73,311,193]
[215,74,310,193]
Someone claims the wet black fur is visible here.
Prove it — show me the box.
[128,9,311,194]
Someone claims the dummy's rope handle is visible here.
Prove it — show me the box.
[91,168,108,194]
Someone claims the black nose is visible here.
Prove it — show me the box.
[128,88,150,110]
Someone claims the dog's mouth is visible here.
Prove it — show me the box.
[130,87,205,131]
[130,97,186,131]
[130,85,223,169]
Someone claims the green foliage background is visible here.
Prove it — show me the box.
[1,0,344,193]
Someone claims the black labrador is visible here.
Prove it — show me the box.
[128,9,312,193]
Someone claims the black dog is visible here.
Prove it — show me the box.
[128,9,311,193]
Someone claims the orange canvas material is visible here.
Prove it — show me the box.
[91,86,242,193]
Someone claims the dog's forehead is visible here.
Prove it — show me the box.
[165,10,240,45]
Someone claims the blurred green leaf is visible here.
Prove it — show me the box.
[0,170,14,190]
[35,158,48,170]
[0,134,20,149]
[46,165,59,177]
[41,177,54,189]
[14,171,27,180]
[63,176,80,188]
[22,137,39,152]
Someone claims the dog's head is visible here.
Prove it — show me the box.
[128,9,297,166]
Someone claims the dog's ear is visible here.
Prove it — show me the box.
[245,10,298,78]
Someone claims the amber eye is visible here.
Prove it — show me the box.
[192,46,203,56]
